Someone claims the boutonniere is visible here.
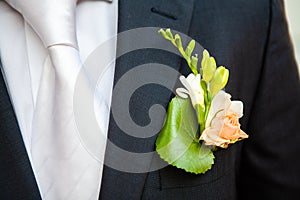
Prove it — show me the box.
[156,29,248,174]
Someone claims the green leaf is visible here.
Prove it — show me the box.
[156,96,215,174]
[172,143,215,174]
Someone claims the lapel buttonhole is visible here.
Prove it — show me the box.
[150,7,178,21]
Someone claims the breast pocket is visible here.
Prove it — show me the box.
[142,143,242,200]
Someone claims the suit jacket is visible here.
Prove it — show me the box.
[0,0,299,199]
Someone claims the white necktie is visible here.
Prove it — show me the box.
[4,0,108,199]
[5,0,78,48]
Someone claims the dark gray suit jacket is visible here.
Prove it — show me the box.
[0,0,299,199]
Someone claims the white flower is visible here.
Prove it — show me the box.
[176,74,204,107]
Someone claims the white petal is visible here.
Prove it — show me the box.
[176,88,189,99]
[179,75,186,81]
[191,74,202,91]
[194,74,201,85]
[205,91,230,127]
[230,101,244,118]
[179,75,193,93]
[186,73,196,83]
[190,92,204,106]
[223,92,232,113]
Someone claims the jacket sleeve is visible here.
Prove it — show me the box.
[238,0,300,199]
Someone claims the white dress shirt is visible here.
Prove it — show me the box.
[0,0,118,198]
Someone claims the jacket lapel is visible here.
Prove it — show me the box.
[100,0,195,199]
[0,61,41,199]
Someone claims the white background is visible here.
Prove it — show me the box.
[286,0,300,71]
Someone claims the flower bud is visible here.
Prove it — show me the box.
[201,50,216,83]
[209,66,229,97]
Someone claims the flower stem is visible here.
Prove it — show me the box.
[195,105,206,136]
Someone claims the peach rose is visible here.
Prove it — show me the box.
[200,91,248,148]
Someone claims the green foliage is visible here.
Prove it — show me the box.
[159,29,198,75]
[209,66,229,97]
[156,97,215,174]
[201,50,217,83]
[156,28,233,174]
[185,40,195,58]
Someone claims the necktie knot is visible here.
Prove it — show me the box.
[6,0,78,48]
[5,0,113,48]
